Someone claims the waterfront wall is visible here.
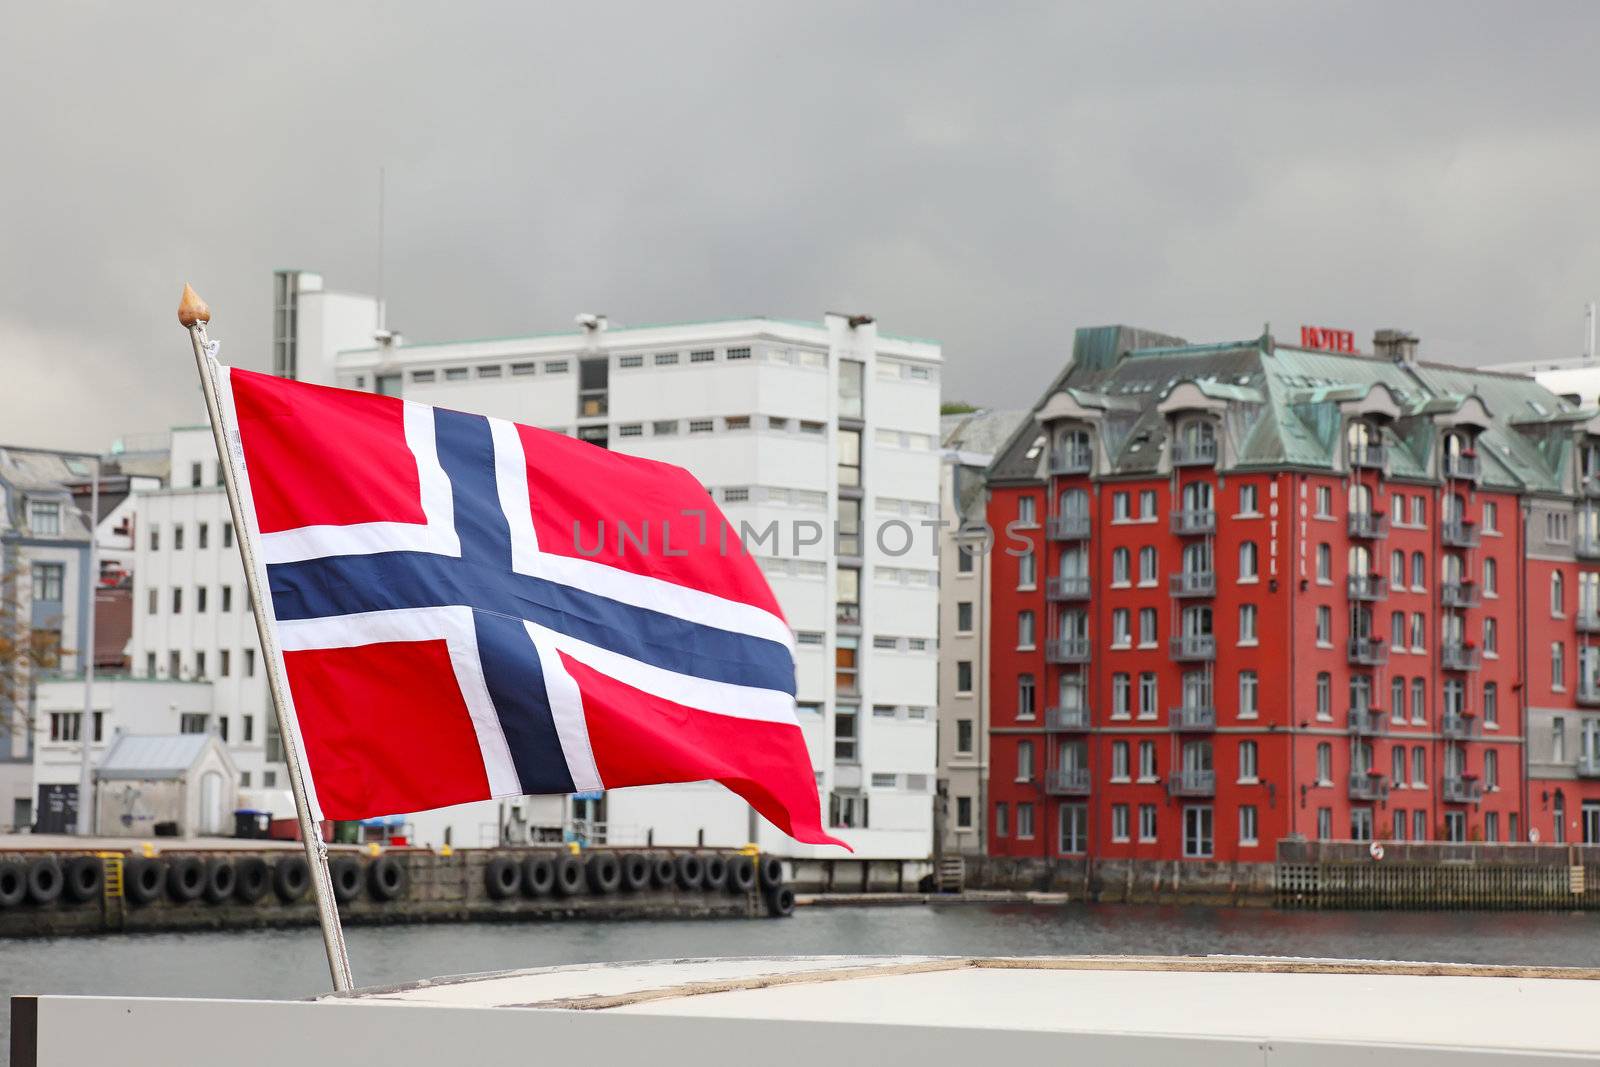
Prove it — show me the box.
[0,846,791,937]
[1275,841,1600,911]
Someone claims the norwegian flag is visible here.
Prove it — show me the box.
[217,366,845,849]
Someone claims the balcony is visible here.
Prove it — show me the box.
[1347,637,1389,666]
[1350,444,1387,471]
[1443,453,1481,482]
[1046,575,1092,601]
[1440,643,1481,672]
[1441,518,1480,548]
[1169,634,1216,662]
[1168,769,1216,797]
[1579,681,1600,707]
[1439,581,1480,610]
[1347,574,1388,601]
[1044,704,1091,732]
[1348,772,1385,801]
[1045,767,1092,796]
[1577,752,1600,778]
[1168,570,1216,598]
[1171,703,1216,732]
[1045,637,1092,664]
[836,603,860,628]
[1050,446,1094,476]
[1576,611,1600,635]
[1347,511,1390,540]
[1347,707,1386,736]
[1442,776,1483,804]
[1171,438,1219,467]
[1577,530,1600,560]
[1046,514,1092,541]
[1584,474,1600,499]
[1170,508,1217,536]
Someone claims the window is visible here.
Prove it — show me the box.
[147,588,158,614]
[1411,678,1426,723]
[1483,616,1498,656]
[1316,673,1331,719]
[1138,740,1158,780]
[1017,549,1036,589]
[223,522,233,548]
[1111,609,1131,647]
[1016,741,1035,782]
[173,524,185,550]
[1238,671,1258,719]
[1317,808,1333,840]
[1412,746,1427,786]
[1239,805,1259,846]
[1139,804,1158,842]
[1239,740,1258,781]
[1411,612,1425,651]
[956,601,973,633]
[688,419,714,434]
[994,802,1010,838]
[1392,746,1406,787]
[1111,804,1130,842]
[1238,604,1257,645]
[1485,749,1499,790]
[1017,803,1035,839]
[956,661,973,694]
[194,651,207,678]
[1411,551,1426,590]
[27,499,62,535]
[197,522,209,549]
[1018,496,1037,525]
[196,586,207,613]
[1183,806,1214,858]
[1315,486,1333,518]
[1059,803,1088,854]
[1315,606,1331,644]
[1111,548,1130,585]
[689,349,715,364]
[1391,677,1406,724]
[1139,547,1158,585]
[1483,501,1498,533]
[1112,674,1131,718]
[1552,571,1564,616]
[1413,809,1427,841]
[955,719,974,754]
[1139,608,1157,647]
[1390,612,1405,650]
[220,650,230,677]
[244,649,256,677]
[1239,541,1259,580]
[1112,492,1131,521]
[617,423,643,438]
[172,586,183,614]
[1316,743,1332,784]
[221,586,232,612]
[837,427,861,487]
[1391,550,1405,587]
[957,545,974,574]
[1484,682,1498,726]
[179,713,209,734]
[1410,496,1425,526]
[1017,674,1035,719]
[654,352,681,366]
[168,650,180,677]
[149,525,160,551]
[1554,641,1567,690]
[834,704,858,762]
[955,797,974,829]
[1111,741,1130,781]
[31,563,63,602]
[1139,490,1157,519]
[1138,673,1158,719]
[1239,484,1258,514]
[1316,543,1332,582]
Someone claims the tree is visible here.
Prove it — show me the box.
[0,565,65,754]
[940,401,978,415]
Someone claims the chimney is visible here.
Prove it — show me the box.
[1373,329,1418,363]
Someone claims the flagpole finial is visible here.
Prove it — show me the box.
[178,284,211,327]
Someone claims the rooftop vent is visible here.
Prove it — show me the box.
[1373,329,1419,363]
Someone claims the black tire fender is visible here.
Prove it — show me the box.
[725,855,756,894]
[202,858,236,904]
[619,853,651,892]
[368,855,409,902]
[124,858,165,905]
[552,853,584,897]
[485,856,521,900]
[166,856,205,903]
[272,856,310,903]
[0,862,27,907]
[651,854,676,888]
[675,853,704,891]
[758,855,784,890]
[329,856,363,904]
[234,857,271,904]
[521,855,555,897]
[701,854,727,891]
[63,856,102,903]
[585,852,622,894]
[764,884,796,918]
[25,857,63,905]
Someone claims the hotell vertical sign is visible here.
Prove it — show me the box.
[1300,325,1357,353]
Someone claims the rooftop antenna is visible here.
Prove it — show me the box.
[1586,302,1595,362]
[376,166,387,338]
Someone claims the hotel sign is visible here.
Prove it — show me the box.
[1300,325,1357,353]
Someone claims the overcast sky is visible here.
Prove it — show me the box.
[5,2,1600,451]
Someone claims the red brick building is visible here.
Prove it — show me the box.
[980,325,1599,860]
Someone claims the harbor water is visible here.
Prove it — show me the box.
[8,903,1600,1048]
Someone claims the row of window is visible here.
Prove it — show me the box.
[148,585,236,615]
[143,648,255,680]
[147,521,233,552]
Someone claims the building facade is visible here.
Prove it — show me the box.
[984,325,1595,861]
[275,274,943,857]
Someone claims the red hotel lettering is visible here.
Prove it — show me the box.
[1300,325,1355,353]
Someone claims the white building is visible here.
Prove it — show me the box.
[934,410,1027,857]
[269,270,943,857]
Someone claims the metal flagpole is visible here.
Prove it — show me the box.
[74,455,99,834]
[178,284,354,991]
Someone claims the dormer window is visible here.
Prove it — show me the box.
[1346,420,1385,471]
[1442,430,1480,481]
[1581,439,1600,493]
[1051,428,1093,475]
[27,499,62,536]
[1171,419,1217,467]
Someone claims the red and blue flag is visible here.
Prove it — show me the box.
[217,366,845,848]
